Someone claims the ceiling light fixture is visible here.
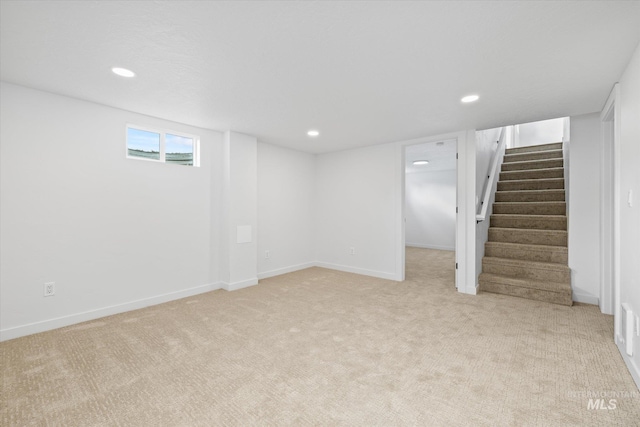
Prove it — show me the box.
[112,67,136,78]
[307,130,320,137]
[461,94,479,103]
[413,160,429,165]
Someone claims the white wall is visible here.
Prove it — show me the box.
[0,83,479,339]
[405,169,456,251]
[475,128,501,206]
[474,127,503,282]
[257,143,316,278]
[514,118,565,147]
[220,132,258,290]
[315,130,477,293]
[315,143,399,280]
[0,82,222,340]
[616,42,640,387]
[568,113,601,305]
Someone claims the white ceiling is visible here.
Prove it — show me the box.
[405,139,457,174]
[1,1,639,154]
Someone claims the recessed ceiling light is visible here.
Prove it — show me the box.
[112,67,136,78]
[413,160,429,165]
[307,130,320,137]
[461,94,479,103]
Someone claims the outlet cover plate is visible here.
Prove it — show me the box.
[44,282,55,297]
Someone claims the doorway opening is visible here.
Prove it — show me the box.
[403,139,458,286]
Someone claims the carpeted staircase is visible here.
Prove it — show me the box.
[479,142,572,306]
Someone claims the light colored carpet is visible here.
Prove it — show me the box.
[2,248,639,426]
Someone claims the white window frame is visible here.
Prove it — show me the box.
[126,124,200,167]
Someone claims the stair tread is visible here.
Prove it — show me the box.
[494,200,567,205]
[490,227,567,234]
[505,148,563,154]
[479,272,571,293]
[505,143,563,154]
[497,189,565,194]
[483,256,570,271]
[491,214,566,219]
[502,158,562,164]
[501,167,564,173]
[504,149,563,158]
[507,142,562,149]
[492,202,567,215]
[485,241,568,252]
[484,241,568,265]
[501,159,563,172]
[498,178,564,183]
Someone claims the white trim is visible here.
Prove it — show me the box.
[221,277,259,291]
[406,243,455,251]
[617,341,640,388]
[257,262,316,280]
[0,282,222,342]
[572,291,600,306]
[395,139,406,282]
[599,84,620,323]
[314,262,399,281]
[461,130,478,294]
[476,127,507,222]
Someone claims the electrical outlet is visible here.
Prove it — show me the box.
[350,247,355,255]
[265,250,270,259]
[44,282,55,297]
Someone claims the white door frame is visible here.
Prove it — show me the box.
[599,85,620,331]
[395,130,475,293]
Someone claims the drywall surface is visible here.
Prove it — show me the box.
[475,127,501,206]
[315,143,398,280]
[405,169,456,250]
[568,113,601,305]
[0,82,222,340]
[257,143,315,278]
[617,42,640,387]
[474,127,502,282]
[221,132,258,290]
[515,118,565,147]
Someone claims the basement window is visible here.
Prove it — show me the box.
[126,125,199,166]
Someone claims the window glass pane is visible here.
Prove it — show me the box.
[166,133,194,165]
[127,128,160,160]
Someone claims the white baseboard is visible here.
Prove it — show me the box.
[473,282,479,295]
[617,341,640,391]
[258,262,315,280]
[406,243,455,251]
[315,261,399,281]
[572,291,599,306]
[0,282,222,342]
[221,277,258,291]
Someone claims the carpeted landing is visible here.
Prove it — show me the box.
[2,247,639,426]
